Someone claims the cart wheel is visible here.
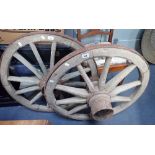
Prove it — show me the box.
[0,32,85,112]
[141,29,155,64]
[45,44,150,120]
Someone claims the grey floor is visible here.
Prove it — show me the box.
[0,64,155,125]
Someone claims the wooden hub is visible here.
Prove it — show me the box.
[88,93,113,120]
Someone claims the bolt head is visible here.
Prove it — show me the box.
[64,63,70,67]
[49,80,54,83]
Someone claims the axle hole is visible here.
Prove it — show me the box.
[93,109,113,120]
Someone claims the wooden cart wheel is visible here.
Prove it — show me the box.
[141,29,155,64]
[44,44,150,120]
[0,32,85,112]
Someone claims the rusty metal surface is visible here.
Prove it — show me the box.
[88,93,113,120]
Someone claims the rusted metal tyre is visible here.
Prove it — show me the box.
[0,32,85,112]
[44,44,150,120]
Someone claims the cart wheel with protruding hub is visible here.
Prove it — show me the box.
[0,32,87,112]
[44,44,150,120]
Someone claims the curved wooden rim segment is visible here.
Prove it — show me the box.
[4,31,84,47]
[44,44,148,86]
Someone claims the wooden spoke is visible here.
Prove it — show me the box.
[110,80,141,96]
[13,52,43,79]
[8,76,40,84]
[55,84,89,98]
[64,81,98,87]
[111,96,131,102]
[30,92,42,104]
[19,82,37,89]
[99,57,112,90]
[50,42,57,69]
[68,104,88,115]
[77,64,95,92]
[29,43,47,75]
[104,64,136,92]
[64,82,87,87]
[61,67,90,82]
[87,59,98,79]
[15,86,40,95]
[56,97,86,105]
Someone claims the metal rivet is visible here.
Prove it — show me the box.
[64,63,70,67]
[48,36,54,40]
[49,80,54,83]
[18,42,22,47]
[41,35,45,40]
